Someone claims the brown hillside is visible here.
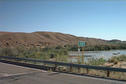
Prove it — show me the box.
[0,31,108,48]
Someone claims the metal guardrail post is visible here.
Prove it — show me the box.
[86,68,89,74]
[54,64,57,71]
[107,70,110,77]
[70,65,73,72]
[78,67,81,73]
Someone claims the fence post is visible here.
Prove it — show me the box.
[107,70,110,77]
[54,64,57,71]
[86,68,89,74]
[78,67,81,73]
[70,65,73,72]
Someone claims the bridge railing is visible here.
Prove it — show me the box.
[0,56,126,78]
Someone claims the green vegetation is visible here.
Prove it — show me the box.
[108,55,126,64]
[87,55,126,66]
[87,58,107,66]
[67,44,126,51]
[0,45,126,65]
[0,46,68,62]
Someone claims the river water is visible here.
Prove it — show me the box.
[68,50,126,63]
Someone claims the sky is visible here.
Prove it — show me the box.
[0,0,126,41]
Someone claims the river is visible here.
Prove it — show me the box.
[68,50,126,63]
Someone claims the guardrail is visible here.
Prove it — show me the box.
[0,56,126,78]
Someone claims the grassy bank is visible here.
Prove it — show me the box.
[87,55,126,66]
[0,47,68,62]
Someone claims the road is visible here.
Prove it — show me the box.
[0,62,125,84]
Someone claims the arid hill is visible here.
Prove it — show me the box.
[0,31,109,48]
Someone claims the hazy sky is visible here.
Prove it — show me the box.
[0,0,126,40]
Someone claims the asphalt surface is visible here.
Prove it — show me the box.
[0,62,126,84]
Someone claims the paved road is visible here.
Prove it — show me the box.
[0,62,125,84]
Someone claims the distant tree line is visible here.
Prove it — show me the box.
[65,43,126,51]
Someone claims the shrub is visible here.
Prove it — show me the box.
[108,55,126,63]
[87,58,107,66]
